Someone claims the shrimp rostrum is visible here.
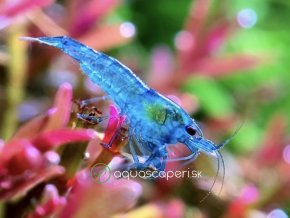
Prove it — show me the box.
[22,36,229,172]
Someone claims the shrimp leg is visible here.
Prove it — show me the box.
[77,113,108,124]
[135,145,167,171]
[133,137,149,157]
[80,95,109,107]
[128,137,140,164]
[167,148,199,162]
[149,147,168,171]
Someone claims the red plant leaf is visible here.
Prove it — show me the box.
[32,128,96,152]
[148,46,174,90]
[12,113,50,139]
[0,166,64,201]
[177,20,234,74]
[186,0,211,39]
[0,0,54,18]
[86,136,103,163]
[255,115,287,166]
[59,171,142,218]
[204,22,232,55]
[225,200,247,218]
[78,24,133,51]
[161,199,185,218]
[5,143,43,176]
[224,185,259,218]
[0,139,43,175]
[177,0,211,62]
[27,184,67,218]
[194,54,264,76]
[101,105,126,150]
[13,83,73,139]
[68,0,120,36]
[44,83,73,131]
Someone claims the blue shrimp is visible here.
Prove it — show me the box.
[22,36,230,173]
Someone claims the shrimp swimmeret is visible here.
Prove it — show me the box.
[22,36,231,172]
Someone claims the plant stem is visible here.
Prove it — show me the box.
[2,24,28,140]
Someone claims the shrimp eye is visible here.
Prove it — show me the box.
[186,126,197,136]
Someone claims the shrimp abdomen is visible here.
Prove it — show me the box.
[23,36,148,111]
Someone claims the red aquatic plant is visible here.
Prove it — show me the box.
[0,83,94,201]
[100,105,127,154]
[58,173,141,218]
[0,82,141,217]
[147,0,264,113]
[26,184,67,218]
[87,104,128,169]
[0,0,54,29]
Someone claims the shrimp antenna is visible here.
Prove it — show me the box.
[215,121,244,150]
[216,150,225,197]
[199,149,224,203]
[199,121,243,203]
